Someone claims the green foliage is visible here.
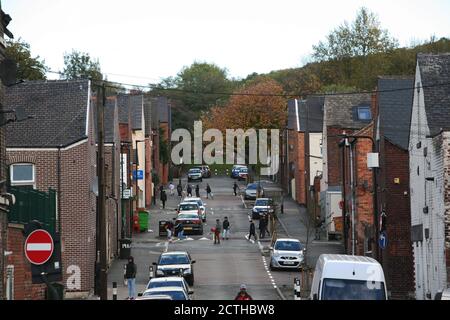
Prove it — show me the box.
[5,38,47,80]
[62,50,103,81]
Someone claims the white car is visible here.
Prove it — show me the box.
[142,286,189,300]
[183,197,207,222]
[187,168,203,182]
[153,251,196,286]
[146,276,193,296]
[269,238,305,270]
[177,202,201,216]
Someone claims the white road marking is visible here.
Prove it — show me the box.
[164,241,169,252]
[199,237,210,241]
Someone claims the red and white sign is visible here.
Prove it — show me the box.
[24,229,54,265]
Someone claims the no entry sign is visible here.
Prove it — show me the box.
[24,229,54,265]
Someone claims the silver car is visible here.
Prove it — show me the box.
[270,238,305,270]
[187,168,203,182]
[183,197,207,222]
[244,183,264,200]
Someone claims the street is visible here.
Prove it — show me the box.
[107,174,343,300]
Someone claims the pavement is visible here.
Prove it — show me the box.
[104,174,343,300]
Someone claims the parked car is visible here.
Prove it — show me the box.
[142,287,189,300]
[269,238,305,271]
[177,201,200,214]
[238,167,248,181]
[310,254,388,300]
[183,197,207,222]
[244,183,264,200]
[251,198,275,219]
[231,165,247,178]
[146,276,193,297]
[198,165,211,178]
[153,251,196,285]
[187,168,203,182]
[136,294,173,300]
[176,212,203,235]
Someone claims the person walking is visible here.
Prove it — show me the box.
[222,216,230,240]
[248,219,257,241]
[195,184,200,198]
[161,190,167,209]
[177,183,183,198]
[259,214,267,239]
[214,219,221,244]
[175,220,185,239]
[166,223,173,242]
[234,284,253,300]
[205,184,212,199]
[169,182,175,196]
[233,182,238,196]
[187,185,193,197]
[125,256,137,300]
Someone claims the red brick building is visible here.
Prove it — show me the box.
[5,80,98,298]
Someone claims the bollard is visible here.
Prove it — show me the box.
[112,282,118,300]
[294,277,301,300]
[149,266,154,279]
[123,265,127,286]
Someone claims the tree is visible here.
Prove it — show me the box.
[313,7,398,61]
[5,38,47,80]
[61,50,103,81]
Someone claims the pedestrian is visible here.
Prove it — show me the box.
[159,184,164,194]
[248,219,257,241]
[166,223,173,242]
[259,214,267,239]
[169,182,175,196]
[315,216,322,240]
[264,214,271,237]
[161,190,167,209]
[205,184,212,199]
[195,184,200,198]
[222,216,230,240]
[175,220,185,239]
[214,219,221,244]
[234,284,253,300]
[233,182,238,196]
[187,185,192,197]
[177,183,183,198]
[125,256,137,300]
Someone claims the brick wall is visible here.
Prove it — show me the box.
[145,139,152,207]
[6,225,46,299]
[381,139,415,299]
[296,132,306,205]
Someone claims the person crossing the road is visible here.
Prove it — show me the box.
[235,284,253,300]
[187,185,193,197]
[233,182,238,196]
[205,184,212,199]
[259,214,267,239]
[247,219,257,241]
[214,219,221,244]
[195,184,200,198]
[169,182,175,196]
[161,190,167,209]
[222,216,230,240]
[177,183,183,198]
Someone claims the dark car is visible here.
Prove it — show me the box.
[153,251,196,286]
[176,212,204,235]
[231,165,247,178]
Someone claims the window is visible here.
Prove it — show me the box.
[10,164,35,188]
[357,106,372,120]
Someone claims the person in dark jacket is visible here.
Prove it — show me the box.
[177,183,183,198]
[206,184,212,199]
[248,220,257,241]
[259,214,267,239]
[125,256,137,300]
[214,219,221,244]
[187,185,193,197]
[233,182,238,196]
[161,190,167,209]
[195,184,200,197]
[222,216,230,240]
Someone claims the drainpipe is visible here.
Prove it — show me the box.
[57,146,62,233]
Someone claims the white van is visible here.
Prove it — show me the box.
[310,254,388,300]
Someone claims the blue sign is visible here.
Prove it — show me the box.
[133,170,144,180]
[379,231,388,250]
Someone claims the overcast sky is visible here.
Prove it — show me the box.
[3,0,450,86]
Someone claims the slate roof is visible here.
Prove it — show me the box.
[377,76,414,150]
[323,93,372,129]
[117,94,144,131]
[301,95,325,132]
[93,97,117,144]
[287,99,300,131]
[417,53,450,135]
[5,80,91,148]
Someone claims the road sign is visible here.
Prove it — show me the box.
[379,231,388,250]
[133,170,144,180]
[25,229,54,265]
[122,189,131,199]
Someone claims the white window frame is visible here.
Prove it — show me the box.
[10,163,36,188]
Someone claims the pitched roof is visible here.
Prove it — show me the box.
[378,77,414,150]
[287,99,300,131]
[417,53,450,135]
[323,93,372,129]
[5,79,91,148]
[301,95,325,132]
[117,94,144,131]
[93,97,117,144]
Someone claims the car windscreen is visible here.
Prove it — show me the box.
[255,199,271,206]
[144,290,186,300]
[159,254,190,265]
[147,280,183,290]
[247,184,257,190]
[179,204,198,211]
[275,241,303,251]
[178,214,198,220]
[321,278,386,300]
[189,169,201,173]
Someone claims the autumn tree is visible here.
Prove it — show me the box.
[5,38,47,80]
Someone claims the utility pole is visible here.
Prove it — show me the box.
[304,99,311,215]
[348,138,356,256]
[96,83,108,300]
